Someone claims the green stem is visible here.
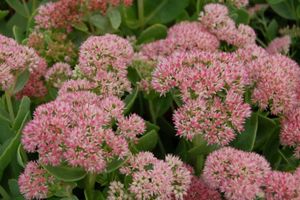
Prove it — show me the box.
[5,92,14,121]
[138,0,144,28]
[21,0,30,18]
[148,100,166,156]
[84,173,96,200]
[32,0,38,13]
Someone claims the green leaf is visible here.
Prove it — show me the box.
[267,0,284,4]
[194,155,204,176]
[267,0,297,20]
[72,22,89,33]
[263,127,281,168]
[105,158,128,174]
[5,0,29,18]
[232,112,258,151]
[12,96,30,131]
[152,94,173,118]
[145,121,160,132]
[8,179,21,198]
[266,20,278,41]
[0,112,29,180]
[235,9,250,24]
[124,87,139,114]
[107,8,121,30]
[12,25,24,43]
[254,114,277,150]
[17,144,27,168]
[137,24,167,44]
[42,165,87,182]
[89,14,111,32]
[145,0,189,24]
[0,117,14,144]
[0,10,9,20]
[136,130,158,151]
[13,69,30,94]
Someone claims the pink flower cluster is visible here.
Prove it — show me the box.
[78,34,133,97]
[140,21,220,61]
[203,147,271,200]
[35,0,133,30]
[45,62,72,88]
[0,34,47,97]
[266,35,291,55]
[22,90,145,173]
[199,3,256,47]
[35,0,81,30]
[249,54,300,115]
[18,161,57,200]
[264,170,300,200]
[111,152,192,200]
[281,108,300,158]
[184,176,221,200]
[152,51,251,145]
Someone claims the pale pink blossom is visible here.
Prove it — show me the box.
[22,91,143,173]
[203,147,271,200]
[250,54,300,115]
[280,108,300,158]
[45,62,72,88]
[140,21,219,61]
[78,34,133,97]
[0,34,47,97]
[264,171,300,200]
[35,0,81,30]
[118,152,192,200]
[18,161,56,200]
[266,35,291,55]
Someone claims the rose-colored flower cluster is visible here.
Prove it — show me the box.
[107,152,191,200]
[152,51,251,145]
[264,170,300,200]
[281,108,300,158]
[18,161,58,200]
[35,0,133,30]
[140,21,219,61]
[22,90,145,173]
[0,34,47,97]
[77,34,133,97]
[184,176,221,200]
[249,54,300,115]
[27,31,77,65]
[45,62,73,88]
[203,147,271,200]
[199,3,256,47]
[266,35,291,55]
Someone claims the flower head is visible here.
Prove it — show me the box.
[203,147,271,200]
[117,152,192,200]
[22,91,144,173]
[266,35,291,55]
[46,62,72,88]
[18,161,57,200]
[264,171,300,200]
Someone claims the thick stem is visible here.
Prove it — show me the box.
[5,92,14,121]
[84,173,96,200]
